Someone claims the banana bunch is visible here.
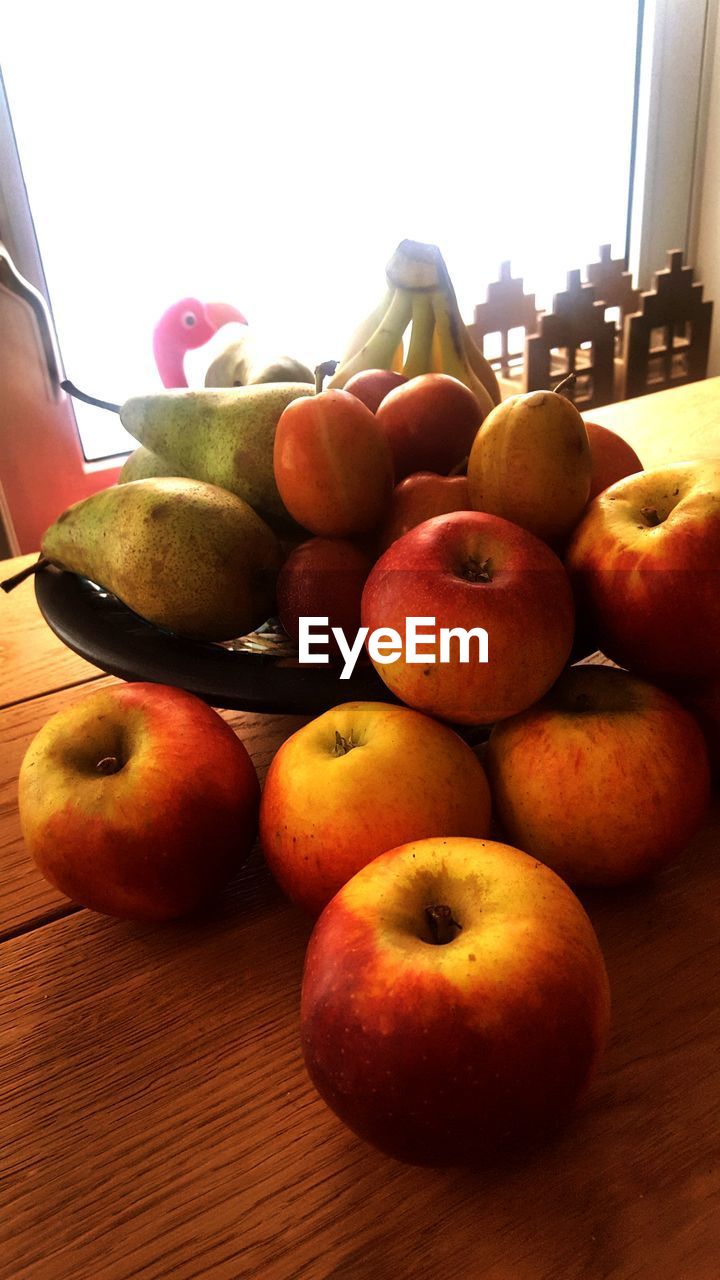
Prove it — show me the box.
[328,240,501,415]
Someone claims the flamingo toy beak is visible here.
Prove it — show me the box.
[205,302,248,331]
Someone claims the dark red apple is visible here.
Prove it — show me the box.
[344,369,408,413]
[276,537,373,662]
[584,420,643,500]
[375,373,484,480]
[378,473,471,551]
[361,510,575,725]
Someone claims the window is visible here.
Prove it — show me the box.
[1,0,713,473]
[3,0,643,462]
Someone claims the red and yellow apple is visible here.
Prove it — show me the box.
[584,420,643,500]
[375,373,483,480]
[661,675,720,781]
[276,536,373,663]
[683,679,720,780]
[301,836,611,1165]
[487,664,710,886]
[361,511,575,724]
[344,368,407,413]
[566,460,720,680]
[259,701,491,915]
[18,682,260,921]
[378,472,471,552]
[273,389,394,536]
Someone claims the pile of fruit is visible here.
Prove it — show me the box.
[12,240,720,1168]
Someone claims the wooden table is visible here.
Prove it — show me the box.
[1,380,719,1280]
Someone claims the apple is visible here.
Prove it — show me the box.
[584,420,643,500]
[344,368,408,413]
[361,511,575,725]
[660,675,720,781]
[18,682,260,921]
[276,537,373,663]
[375,373,483,480]
[259,701,492,915]
[378,472,471,552]
[273,389,394,536]
[487,664,710,886]
[301,835,611,1165]
[683,679,720,779]
[566,460,720,680]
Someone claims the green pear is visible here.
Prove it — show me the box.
[42,477,282,641]
[119,383,313,528]
[118,445,306,543]
[118,445,177,483]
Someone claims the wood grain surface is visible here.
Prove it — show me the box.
[0,554,105,708]
[584,374,720,466]
[1,807,718,1280]
[1,378,720,1280]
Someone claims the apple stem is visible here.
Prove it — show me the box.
[96,756,121,775]
[1,555,49,593]
[332,730,355,756]
[640,505,662,527]
[448,455,469,478]
[425,904,462,945]
[314,361,338,395]
[461,556,493,583]
[553,372,577,398]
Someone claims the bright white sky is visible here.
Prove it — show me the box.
[3,0,638,458]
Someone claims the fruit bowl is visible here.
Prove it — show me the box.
[35,567,398,714]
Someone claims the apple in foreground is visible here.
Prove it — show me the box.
[683,679,720,779]
[301,836,611,1165]
[361,511,575,725]
[584,420,643,500]
[276,537,373,663]
[378,472,471,552]
[18,682,260,921]
[566,460,720,680]
[260,701,491,915]
[344,368,408,413]
[487,664,710,886]
[661,675,720,780]
[375,373,483,480]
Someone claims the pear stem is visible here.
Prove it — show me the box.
[61,380,121,414]
[314,361,338,395]
[553,372,577,398]
[448,455,469,477]
[1,555,49,593]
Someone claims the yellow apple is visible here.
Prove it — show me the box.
[259,701,491,914]
[487,665,711,886]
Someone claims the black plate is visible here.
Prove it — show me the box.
[35,568,398,714]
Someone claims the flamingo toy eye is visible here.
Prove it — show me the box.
[181,311,197,327]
